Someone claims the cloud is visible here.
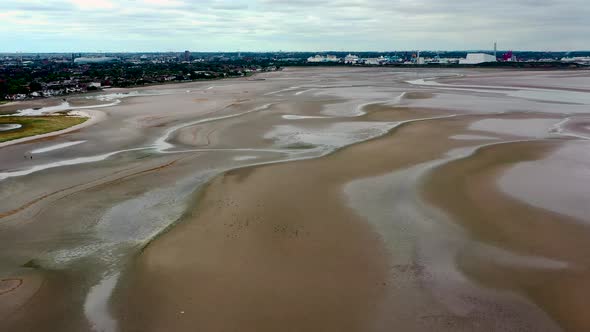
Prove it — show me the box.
[143,0,186,6]
[0,0,588,52]
[69,0,116,10]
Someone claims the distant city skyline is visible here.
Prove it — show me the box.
[1,0,589,52]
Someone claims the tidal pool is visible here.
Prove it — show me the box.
[0,124,22,132]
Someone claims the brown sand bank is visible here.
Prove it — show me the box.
[114,109,554,331]
[423,139,590,331]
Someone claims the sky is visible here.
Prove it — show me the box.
[0,0,588,52]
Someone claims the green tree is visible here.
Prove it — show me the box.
[29,82,42,92]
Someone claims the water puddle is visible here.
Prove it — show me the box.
[0,124,22,131]
[31,141,87,154]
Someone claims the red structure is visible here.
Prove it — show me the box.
[502,51,514,61]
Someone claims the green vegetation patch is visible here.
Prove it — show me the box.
[0,115,87,143]
[284,142,316,150]
[22,259,42,269]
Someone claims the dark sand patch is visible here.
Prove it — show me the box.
[404,92,435,99]
[67,98,113,108]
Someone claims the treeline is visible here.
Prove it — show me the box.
[0,60,279,99]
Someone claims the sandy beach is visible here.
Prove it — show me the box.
[1,67,589,331]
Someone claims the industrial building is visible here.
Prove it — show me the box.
[561,56,590,65]
[307,55,340,63]
[73,56,118,64]
[459,53,497,64]
[364,56,387,65]
[344,54,360,64]
[183,50,191,62]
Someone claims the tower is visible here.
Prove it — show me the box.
[494,42,497,58]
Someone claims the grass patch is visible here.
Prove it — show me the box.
[0,115,87,143]
[22,259,42,269]
[284,142,316,150]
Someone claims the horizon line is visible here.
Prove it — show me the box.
[1,50,589,54]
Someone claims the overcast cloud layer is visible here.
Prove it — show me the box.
[1,0,588,52]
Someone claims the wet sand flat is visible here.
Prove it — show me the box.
[441,70,590,93]
[0,99,64,115]
[116,111,562,331]
[1,68,590,332]
[423,140,590,331]
[114,108,453,331]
